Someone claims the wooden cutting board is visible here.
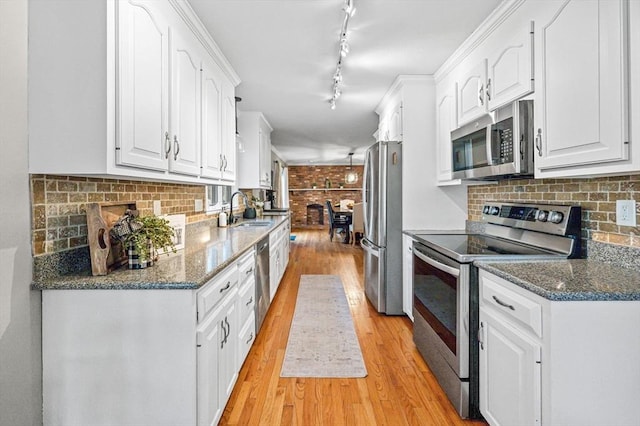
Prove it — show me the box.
[86,202,136,275]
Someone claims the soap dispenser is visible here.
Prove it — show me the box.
[218,208,228,227]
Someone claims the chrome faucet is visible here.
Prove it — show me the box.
[229,191,249,224]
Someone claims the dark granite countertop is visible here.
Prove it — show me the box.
[476,260,640,301]
[32,216,288,291]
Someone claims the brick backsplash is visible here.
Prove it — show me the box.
[468,175,640,248]
[288,165,364,228]
[30,175,211,256]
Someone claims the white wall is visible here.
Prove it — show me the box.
[0,0,42,424]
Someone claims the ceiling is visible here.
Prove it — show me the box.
[189,0,502,165]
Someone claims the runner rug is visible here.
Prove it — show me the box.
[280,274,367,378]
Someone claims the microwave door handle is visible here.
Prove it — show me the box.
[487,127,497,166]
[413,249,460,277]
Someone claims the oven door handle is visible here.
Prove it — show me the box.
[414,249,460,277]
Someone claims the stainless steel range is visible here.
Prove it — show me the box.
[411,202,581,419]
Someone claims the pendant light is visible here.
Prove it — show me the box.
[345,153,358,184]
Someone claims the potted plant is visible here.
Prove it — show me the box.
[119,214,177,269]
[311,182,318,189]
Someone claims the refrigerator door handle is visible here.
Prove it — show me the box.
[361,238,379,255]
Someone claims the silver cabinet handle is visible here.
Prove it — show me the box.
[536,128,543,157]
[479,321,485,350]
[478,83,484,105]
[173,135,180,160]
[246,333,254,344]
[246,267,254,275]
[164,131,171,159]
[219,282,231,293]
[246,296,253,306]
[492,295,515,311]
[220,320,226,349]
[219,154,224,170]
[486,78,491,101]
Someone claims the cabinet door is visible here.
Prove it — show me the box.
[479,309,541,426]
[402,235,413,320]
[457,59,488,125]
[388,102,403,142]
[259,125,272,187]
[196,306,223,426]
[219,295,239,402]
[117,0,170,171]
[220,83,237,181]
[201,58,223,179]
[170,30,201,176]
[534,0,629,171]
[487,22,534,111]
[436,89,458,182]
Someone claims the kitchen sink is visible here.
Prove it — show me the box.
[232,221,272,228]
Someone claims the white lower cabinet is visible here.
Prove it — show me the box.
[197,286,238,426]
[269,220,290,301]
[479,269,640,426]
[402,234,414,320]
[479,308,541,426]
[42,250,259,426]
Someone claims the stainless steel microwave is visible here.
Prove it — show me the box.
[451,100,534,180]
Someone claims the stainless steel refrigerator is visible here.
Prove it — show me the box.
[361,141,403,315]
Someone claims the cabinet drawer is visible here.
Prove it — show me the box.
[238,277,256,326]
[238,312,256,364]
[238,250,255,284]
[480,273,542,338]
[197,265,238,322]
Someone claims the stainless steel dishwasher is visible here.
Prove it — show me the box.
[255,236,270,333]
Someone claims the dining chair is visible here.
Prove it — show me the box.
[326,200,350,242]
[350,202,364,245]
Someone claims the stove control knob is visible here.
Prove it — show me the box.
[549,211,564,224]
[536,210,549,222]
[482,205,490,215]
[489,206,500,216]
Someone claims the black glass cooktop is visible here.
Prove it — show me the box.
[414,233,563,263]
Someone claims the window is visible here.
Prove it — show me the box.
[206,184,232,213]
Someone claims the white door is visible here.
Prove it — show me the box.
[170,30,201,176]
[457,59,488,125]
[220,85,237,181]
[436,89,457,182]
[201,58,223,179]
[402,235,414,320]
[479,309,541,426]
[487,22,534,111]
[196,307,223,426]
[534,0,628,171]
[218,295,239,401]
[116,0,169,171]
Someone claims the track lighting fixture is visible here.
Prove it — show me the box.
[329,0,355,109]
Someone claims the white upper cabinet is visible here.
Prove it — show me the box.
[169,27,202,176]
[116,0,170,172]
[534,0,629,175]
[28,0,240,184]
[201,57,224,179]
[237,111,273,189]
[436,86,458,183]
[456,59,488,125]
[221,83,238,182]
[486,22,534,111]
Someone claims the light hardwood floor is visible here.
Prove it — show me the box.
[220,229,487,425]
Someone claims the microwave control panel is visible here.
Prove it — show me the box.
[492,117,514,163]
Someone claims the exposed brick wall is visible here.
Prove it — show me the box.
[30,175,211,255]
[288,165,364,228]
[468,175,640,248]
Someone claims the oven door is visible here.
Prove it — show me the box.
[413,242,469,378]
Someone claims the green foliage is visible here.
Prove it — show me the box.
[123,215,176,262]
